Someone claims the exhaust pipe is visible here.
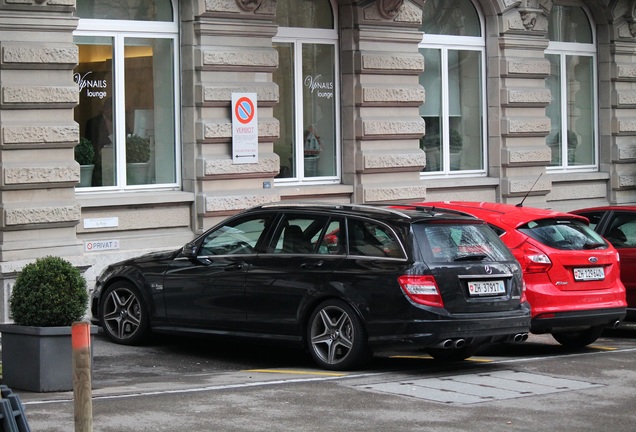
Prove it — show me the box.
[513,333,529,343]
[435,339,454,349]
[453,339,466,349]
[612,320,621,329]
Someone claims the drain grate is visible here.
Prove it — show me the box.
[359,370,603,405]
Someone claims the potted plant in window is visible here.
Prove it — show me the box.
[0,256,95,392]
[126,134,151,185]
[75,137,95,187]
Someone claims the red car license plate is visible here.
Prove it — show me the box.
[573,267,605,281]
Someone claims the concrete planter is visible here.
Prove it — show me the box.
[0,324,97,392]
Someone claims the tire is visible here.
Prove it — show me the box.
[306,299,371,371]
[552,326,604,348]
[100,282,149,345]
[426,346,479,362]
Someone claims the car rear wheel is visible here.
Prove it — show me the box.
[551,326,604,348]
[307,299,371,371]
[100,282,149,345]
[426,346,479,362]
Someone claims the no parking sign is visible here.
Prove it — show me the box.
[232,93,258,164]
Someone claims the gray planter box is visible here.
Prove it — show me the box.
[0,324,97,392]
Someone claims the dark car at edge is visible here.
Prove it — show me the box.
[91,203,530,370]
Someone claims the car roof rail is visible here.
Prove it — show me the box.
[256,201,416,219]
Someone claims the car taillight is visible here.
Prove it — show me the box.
[520,279,527,304]
[398,275,444,308]
[516,243,552,273]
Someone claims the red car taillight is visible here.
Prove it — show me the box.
[515,243,552,273]
[398,275,444,308]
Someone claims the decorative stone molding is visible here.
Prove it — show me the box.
[359,53,424,74]
[359,118,425,139]
[199,153,280,177]
[502,146,552,166]
[363,184,427,202]
[502,117,551,136]
[501,87,551,107]
[200,83,278,105]
[502,175,551,196]
[2,86,78,106]
[359,85,425,105]
[501,1,552,34]
[360,150,426,171]
[199,191,279,213]
[200,48,277,70]
[1,45,77,67]
[377,0,404,19]
[362,0,419,24]
[3,165,78,185]
[2,125,78,146]
[235,0,262,12]
[4,204,81,226]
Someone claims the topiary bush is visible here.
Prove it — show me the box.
[75,137,95,166]
[9,256,89,327]
[126,134,150,163]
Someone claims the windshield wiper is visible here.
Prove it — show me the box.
[583,242,606,250]
[454,254,488,262]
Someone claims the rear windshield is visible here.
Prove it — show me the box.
[413,222,514,263]
[517,218,607,250]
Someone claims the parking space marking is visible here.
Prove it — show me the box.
[388,354,493,363]
[589,345,618,351]
[243,369,347,377]
[357,370,603,405]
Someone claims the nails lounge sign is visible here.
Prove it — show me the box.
[74,71,109,99]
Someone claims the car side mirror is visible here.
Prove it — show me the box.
[182,242,198,258]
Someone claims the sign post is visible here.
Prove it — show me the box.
[232,93,258,164]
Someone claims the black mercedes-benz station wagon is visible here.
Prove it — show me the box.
[91,203,531,370]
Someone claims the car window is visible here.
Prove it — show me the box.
[413,222,512,263]
[606,212,636,248]
[576,211,604,230]
[269,214,331,255]
[317,219,345,255]
[518,218,607,250]
[199,215,271,256]
[347,219,405,258]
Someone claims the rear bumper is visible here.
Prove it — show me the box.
[367,312,531,350]
[530,307,626,333]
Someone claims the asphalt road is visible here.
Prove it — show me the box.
[15,324,636,431]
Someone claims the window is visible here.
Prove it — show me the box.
[347,219,405,258]
[73,0,180,189]
[269,214,332,254]
[419,0,486,176]
[199,215,271,256]
[273,0,340,184]
[546,5,597,171]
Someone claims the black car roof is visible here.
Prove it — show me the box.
[253,202,482,224]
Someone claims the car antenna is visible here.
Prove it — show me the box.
[516,173,543,208]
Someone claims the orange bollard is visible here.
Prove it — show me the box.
[72,321,93,432]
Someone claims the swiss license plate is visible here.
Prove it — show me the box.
[468,280,506,296]
[574,267,605,281]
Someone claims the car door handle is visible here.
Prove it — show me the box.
[300,260,323,270]
[225,262,245,271]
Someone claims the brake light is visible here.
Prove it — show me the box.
[520,279,527,304]
[516,243,552,273]
[398,275,444,308]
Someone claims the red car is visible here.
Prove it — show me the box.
[571,206,636,320]
[409,201,627,347]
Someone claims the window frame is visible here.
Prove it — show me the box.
[273,4,341,186]
[418,12,488,178]
[74,9,181,191]
[545,37,599,173]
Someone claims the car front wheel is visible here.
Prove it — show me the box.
[551,325,604,348]
[100,282,149,345]
[307,299,371,371]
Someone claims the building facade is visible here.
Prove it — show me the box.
[0,0,635,321]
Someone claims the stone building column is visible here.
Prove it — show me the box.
[494,2,552,206]
[607,4,636,204]
[181,0,280,232]
[0,3,82,261]
[340,0,427,203]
